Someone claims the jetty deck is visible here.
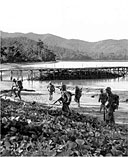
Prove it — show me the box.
[0,66,128,81]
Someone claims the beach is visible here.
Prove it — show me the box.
[0,62,128,125]
[1,62,128,156]
[1,80,128,125]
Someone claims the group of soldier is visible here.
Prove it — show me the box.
[99,87,119,125]
[10,79,119,126]
[47,81,82,111]
[47,81,119,126]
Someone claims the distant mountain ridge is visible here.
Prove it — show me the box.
[1,31,128,60]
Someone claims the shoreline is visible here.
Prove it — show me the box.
[1,89,128,125]
[1,76,128,125]
[0,62,128,125]
[1,95,128,126]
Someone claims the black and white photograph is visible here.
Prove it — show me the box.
[0,0,128,156]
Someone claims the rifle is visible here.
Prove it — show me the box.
[55,86,61,89]
[103,106,106,121]
[53,97,62,105]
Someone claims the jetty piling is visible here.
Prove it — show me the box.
[30,70,33,80]
[39,69,43,78]
[0,71,2,81]
[10,71,13,81]
[28,70,30,80]
[20,70,23,81]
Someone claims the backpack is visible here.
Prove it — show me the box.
[112,94,119,110]
[75,87,82,101]
[17,80,23,90]
[63,91,72,104]
[106,94,119,111]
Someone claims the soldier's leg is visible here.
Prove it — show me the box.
[14,88,17,97]
[111,112,115,124]
[62,103,66,112]
[62,103,70,113]
[78,98,80,107]
[49,93,52,100]
[10,87,13,96]
[17,89,21,100]
[100,103,103,112]
[105,111,109,124]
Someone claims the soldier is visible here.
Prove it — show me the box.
[53,84,74,113]
[10,78,18,97]
[47,81,55,101]
[56,82,65,93]
[105,87,119,125]
[74,86,82,107]
[98,89,108,112]
[17,80,23,100]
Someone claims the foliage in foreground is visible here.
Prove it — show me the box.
[1,98,128,156]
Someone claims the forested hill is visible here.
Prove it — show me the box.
[1,37,56,63]
[1,31,128,61]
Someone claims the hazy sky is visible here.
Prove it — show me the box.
[0,0,128,41]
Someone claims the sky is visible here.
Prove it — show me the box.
[0,0,128,41]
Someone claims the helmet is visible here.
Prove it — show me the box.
[13,78,16,82]
[106,87,111,91]
[100,89,103,92]
[62,84,66,91]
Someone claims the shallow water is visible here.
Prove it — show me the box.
[21,77,128,92]
[1,61,128,112]
[1,61,128,90]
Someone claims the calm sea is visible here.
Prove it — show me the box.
[0,61,128,113]
[1,61,128,91]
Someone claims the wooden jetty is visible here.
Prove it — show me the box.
[0,66,128,81]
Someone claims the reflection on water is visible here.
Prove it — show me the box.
[22,75,128,92]
[20,61,128,91]
[1,61,128,124]
[1,61,128,92]
[20,75,128,111]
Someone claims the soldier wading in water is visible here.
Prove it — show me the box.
[105,87,119,126]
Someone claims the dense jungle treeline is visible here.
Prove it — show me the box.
[0,37,56,63]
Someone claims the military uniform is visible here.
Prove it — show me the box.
[99,89,108,112]
[47,82,55,101]
[60,91,72,112]
[74,86,82,107]
[105,87,119,125]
